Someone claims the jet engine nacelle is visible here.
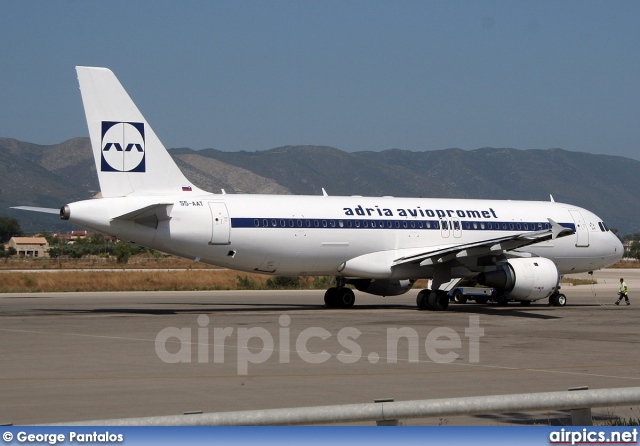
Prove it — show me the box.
[477,257,559,301]
[351,279,415,296]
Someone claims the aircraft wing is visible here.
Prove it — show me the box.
[393,218,574,267]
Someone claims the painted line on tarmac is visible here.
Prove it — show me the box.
[0,366,639,383]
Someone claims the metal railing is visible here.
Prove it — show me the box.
[45,386,640,426]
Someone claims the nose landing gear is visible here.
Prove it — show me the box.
[549,292,567,306]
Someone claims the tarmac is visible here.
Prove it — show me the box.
[1,268,638,426]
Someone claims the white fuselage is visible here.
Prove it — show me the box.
[66,193,623,279]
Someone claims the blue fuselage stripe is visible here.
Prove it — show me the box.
[230,218,576,233]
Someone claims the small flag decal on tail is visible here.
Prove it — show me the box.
[182,186,192,192]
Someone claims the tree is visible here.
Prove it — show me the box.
[1,246,17,259]
[43,233,65,246]
[114,242,131,264]
[629,240,640,260]
[90,233,105,245]
[265,276,301,289]
[47,246,63,259]
[0,217,22,243]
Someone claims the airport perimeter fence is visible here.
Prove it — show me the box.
[45,386,640,426]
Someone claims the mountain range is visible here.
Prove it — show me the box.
[1,137,638,235]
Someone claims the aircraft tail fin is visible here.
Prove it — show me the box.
[76,66,202,198]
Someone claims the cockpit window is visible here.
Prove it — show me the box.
[599,221,610,232]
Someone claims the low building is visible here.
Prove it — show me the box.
[7,237,49,258]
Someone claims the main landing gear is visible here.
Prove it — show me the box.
[416,289,449,311]
[324,287,355,308]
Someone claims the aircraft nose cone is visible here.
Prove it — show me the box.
[611,233,624,263]
[616,237,624,254]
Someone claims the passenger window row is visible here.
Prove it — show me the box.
[246,218,557,231]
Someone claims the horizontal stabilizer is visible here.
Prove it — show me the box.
[11,206,60,215]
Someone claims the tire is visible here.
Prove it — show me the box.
[453,290,467,304]
[324,287,338,307]
[549,293,567,306]
[428,290,449,311]
[475,297,489,305]
[336,288,355,308]
[417,289,429,310]
[495,294,508,306]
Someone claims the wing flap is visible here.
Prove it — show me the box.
[396,218,574,268]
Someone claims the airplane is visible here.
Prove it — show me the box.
[14,67,624,310]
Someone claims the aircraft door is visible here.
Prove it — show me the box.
[569,209,589,247]
[440,219,450,238]
[452,218,462,238]
[208,202,230,245]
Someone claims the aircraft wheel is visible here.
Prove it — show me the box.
[495,294,509,306]
[453,290,467,304]
[428,290,449,311]
[324,287,338,308]
[416,289,429,310]
[475,297,489,304]
[520,300,532,306]
[336,288,355,308]
[550,293,567,307]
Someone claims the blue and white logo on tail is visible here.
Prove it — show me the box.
[101,121,145,172]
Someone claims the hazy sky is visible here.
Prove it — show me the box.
[2,1,639,159]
